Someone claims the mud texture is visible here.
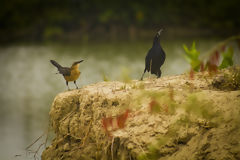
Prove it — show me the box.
[42,68,240,160]
[212,67,240,91]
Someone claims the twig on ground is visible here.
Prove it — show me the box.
[25,132,46,151]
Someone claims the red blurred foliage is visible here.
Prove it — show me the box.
[102,109,130,136]
[102,117,113,134]
[163,104,169,113]
[149,99,158,112]
[149,99,170,114]
[221,45,226,52]
[200,61,205,72]
[189,69,194,80]
[117,109,130,129]
[168,85,174,101]
[207,51,220,73]
[212,51,220,65]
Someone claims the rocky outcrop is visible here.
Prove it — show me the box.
[42,69,240,160]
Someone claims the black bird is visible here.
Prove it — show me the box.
[140,29,166,80]
[50,60,84,90]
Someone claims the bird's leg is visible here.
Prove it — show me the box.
[157,69,162,78]
[140,72,145,81]
[140,69,147,81]
[66,81,70,90]
[74,81,79,89]
[149,59,152,78]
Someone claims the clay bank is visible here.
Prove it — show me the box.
[42,68,240,160]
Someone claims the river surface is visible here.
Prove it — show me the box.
[0,39,239,159]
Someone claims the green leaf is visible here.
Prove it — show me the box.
[184,55,192,64]
[191,41,196,51]
[183,44,190,54]
[182,41,201,71]
[219,47,234,69]
[191,60,201,71]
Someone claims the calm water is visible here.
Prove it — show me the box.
[0,39,239,159]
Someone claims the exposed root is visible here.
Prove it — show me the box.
[111,137,115,160]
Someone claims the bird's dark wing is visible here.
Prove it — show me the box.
[145,49,152,72]
[150,46,166,68]
[160,49,166,65]
[58,67,71,76]
[50,60,71,76]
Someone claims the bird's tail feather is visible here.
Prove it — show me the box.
[50,60,62,69]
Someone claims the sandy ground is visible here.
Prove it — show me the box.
[42,68,240,160]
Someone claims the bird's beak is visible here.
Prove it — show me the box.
[72,60,84,66]
[76,60,84,64]
[157,29,163,36]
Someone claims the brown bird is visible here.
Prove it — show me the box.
[50,60,84,90]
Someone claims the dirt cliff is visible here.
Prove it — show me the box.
[42,68,240,160]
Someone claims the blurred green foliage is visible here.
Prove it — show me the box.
[183,41,201,71]
[183,37,237,72]
[184,94,216,120]
[219,47,234,69]
[0,0,240,42]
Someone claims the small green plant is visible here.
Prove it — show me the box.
[131,82,145,90]
[183,41,201,71]
[102,72,109,82]
[120,84,127,90]
[219,47,234,69]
